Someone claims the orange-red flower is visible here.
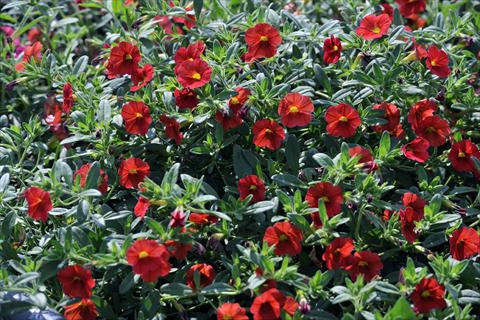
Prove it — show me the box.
[426,45,451,78]
[160,114,183,145]
[217,302,248,320]
[174,41,206,64]
[449,227,480,260]
[402,192,426,218]
[126,239,171,282]
[449,140,480,173]
[371,102,400,133]
[186,263,215,289]
[16,42,43,72]
[215,107,244,131]
[250,288,298,320]
[323,35,342,65]
[237,175,266,203]
[189,212,219,225]
[263,221,303,257]
[64,299,98,320]
[174,58,212,89]
[410,277,447,314]
[57,264,95,298]
[415,115,450,147]
[408,99,438,132]
[245,23,282,61]
[322,237,354,270]
[134,197,150,219]
[118,157,150,189]
[349,146,378,172]
[174,88,199,110]
[402,137,430,163]
[277,93,314,127]
[395,0,426,18]
[165,239,193,261]
[74,163,109,194]
[345,250,383,282]
[229,87,251,111]
[106,41,141,76]
[399,207,422,243]
[121,101,152,135]
[305,182,343,217]
[355,14,392,40]
[63,82,74,113]
[325,103,361,138]
[252,119,285,150]
[24,186,52,222]
[130,64,154,91]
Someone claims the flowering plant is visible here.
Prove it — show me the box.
[1,0,480,319]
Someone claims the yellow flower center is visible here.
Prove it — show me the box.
[138,251,149,259]
[339,116,348,122]
[289,105,299,113]
[458,151,466,158]
[264,128,272,133]
[223,316,233,320]
[358,261,368,267]
[320,196,330,203]
[425,126,437,133]
[333,45,338,51]
[125,54,133,61]
[372,27,381,34]
[129,168,138,174]
[260,35,269,42]
[191,72,201,80]
[135,112,143,118]
[231,97,239,105]
[279,234,288,241]
[431,60,437,66]
[249,184,257,191]
[421,290,431,298]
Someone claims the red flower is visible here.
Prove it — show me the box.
[118,157,150,189]
[186,263,216,289]
[126,239,171,282]
[449,227,480,260]
[412,38,428,59]
[399,207,422,243]
[380,2,394,17]
[263,221,303,257]
[160,115,183,145]
[229,87,251,111]
[106,41,141,76]
[174,88,199,110]
[345,251,383,282]
[305,182,343,217]
[355,14,392,40]
[402,137,430,163]
[322,237,354,270]
[16,42,43,72]
[165,240,193,261]
[277,93,314,127]
[24,187,52,222]
[215,107,244,131]
[27,27,42,43]
[174,41,206,64]
[426,45,451,78]
[189,212,219,225]
[217,303,248,320]
[371,102,400,133]
[252,119,285,150]
[44,94,63,127]
[395,0,426,18]
[323,35,342,64]
[408,99,438,132]
[325,103,361,138]
[74,163,109,194]
[121,101,152,135]
[57,265,95,298]
[64,299,98,320]
[130,64,154,91]
[416,115,450,147]
[237,175,266,203]
[245,23,282,60]
[349,146,378,172]
[134,197,150,219]
[174,58,212,89]
[250,288,297,320]
[168,208,186,228]
[449,140,480,173]
[402,192,426,218]
[63,82,74,113]
[410,277,447,314]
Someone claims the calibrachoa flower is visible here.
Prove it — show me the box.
[402,137,430,163]
[356,14,392,40]
[396,0,427,17]
[189,212,219,225]
[174,41,206,64]
[323,35,342,64]
[160,114,183,144]
[186,263,216,289]
[168,208,186,228]
[174,88,199,110]
[410,277,447,314]
[263,221,303,256]
[408,99,438,131]
[244,23,282,61]
[229,87,251,110]
[64,299,98,320]
[325,103,361,138]
[130,64,154,91]
[134,197,150,219]
[345,251,383,282]
[415,115,450,147]
[215,106,244,131]
[24,187,52,222]
[349,146,378,172]
[165,239,193,261]
[449,227,480,260]
[305,182,343,216]
[174,58,212,89]
[250,288,298,320]
[106,41,141,76]
[16,41,42,72]
[74,163,109,194]
[399,207,422,243]
[449,140,480,173]
[252,119,285,150]
[217,303,248,320]
[62,82,74,113]
[371,102,400,133]
[322,237,355,270]
[402,192,426,217]
[277,92,314,127]
[57,264,95,298]
[426,45,451,78]
[121,101,152,135]
[126,239,171,282]
[237,175,266,203]
[118,157,150,189]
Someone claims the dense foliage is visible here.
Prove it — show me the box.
[1,0,480,319]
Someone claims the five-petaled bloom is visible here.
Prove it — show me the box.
[410,277,447,314]
[426,45,451,78]
[402,137,430,163]
[107,41,141,76]
[160,114,184,145]
[131,64,154,91]
[244,23,282,61]
[356,14,392,40]
[118,157,150,189]
[263,221,303,256]
[323,35,342,64]
[449,140,480,173]
[174,88,199,110]
[395,0,426,18]
[237,175,266,203]
[449,226,480,260]
[250,288,298,320]
[174,58,212,89]
[252,119,285,150]
[126,239,171,282]
[25,186,53,222]
[121,101,152,135]
[322,237,355,270]
[325,103,362,138]
[277,92,314,128]
[57,264,95,298]
[186,263,216,289]
[305,182,344,217]
[415,115,451,147]
[217,303,248,320]
[345,250,383,282]
[64,299,98,320]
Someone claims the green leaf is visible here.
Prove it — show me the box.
[378,131,391,158]
[233,145,258,178]
[384,297,415,320]
[272,174,305,188]
[193,0,203,20]
[161,283,193,296]
[285,134,300,172]
[312,153,334,167]
[85,161,101,190]
[73,55,89,75]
